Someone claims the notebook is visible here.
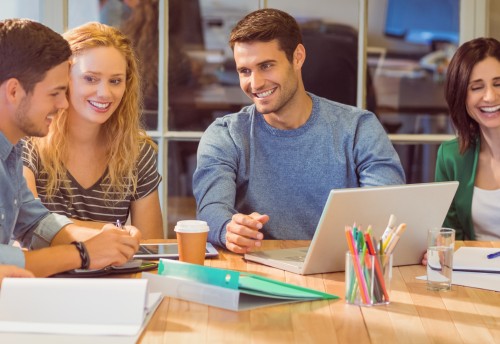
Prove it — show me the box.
[0,278,162,342]
[452,247,500,273]
[244,181,459,275]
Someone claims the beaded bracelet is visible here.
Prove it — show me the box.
[71,241,90,270]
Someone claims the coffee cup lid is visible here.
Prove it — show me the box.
[174,220,210,233]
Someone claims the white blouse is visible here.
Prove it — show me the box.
[471,187,500,241]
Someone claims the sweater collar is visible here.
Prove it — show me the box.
[256,93,319,137]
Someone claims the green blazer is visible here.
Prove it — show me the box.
[435,138,479,240]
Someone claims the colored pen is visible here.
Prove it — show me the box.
[381,214,396,241]
[345,227,371,304]
[487,251,500,259]
[345,227,358,303]
[382,232,393,252]
[364,232,389,302]
[384,223,407,256]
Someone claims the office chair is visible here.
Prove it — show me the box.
[301,22,377,112]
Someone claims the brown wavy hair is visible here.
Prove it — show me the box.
[229,8,302,63]
[28,22,156,201]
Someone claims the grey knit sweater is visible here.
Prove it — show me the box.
[193,94,405,247]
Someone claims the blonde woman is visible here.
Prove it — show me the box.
[22,22,163,239]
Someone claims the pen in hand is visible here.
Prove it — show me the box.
[115,219,124,230]
[114,219,135,266]
[486,251,500,259]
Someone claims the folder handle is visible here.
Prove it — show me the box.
[159,259,240,289]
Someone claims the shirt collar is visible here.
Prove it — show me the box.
[0,130,17,161]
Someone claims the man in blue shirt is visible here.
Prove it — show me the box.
[0,19,141,276]
[193,9,405,254]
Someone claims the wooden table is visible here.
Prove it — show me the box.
[138,240,500,343]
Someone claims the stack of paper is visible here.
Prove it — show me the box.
[0,278,162,343]
[450,247,500,292]
[452,247,500,273]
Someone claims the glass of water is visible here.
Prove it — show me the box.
[427,228,455,291]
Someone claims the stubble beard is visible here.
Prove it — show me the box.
[254,66,299,116]
[255,82,298,117]
[14,96,49,138]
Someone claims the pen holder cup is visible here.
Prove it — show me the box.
[345,252,392,306]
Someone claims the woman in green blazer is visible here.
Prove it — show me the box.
[435,37,500,241]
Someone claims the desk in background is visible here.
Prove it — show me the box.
[371,59,454,184]
[374,73,447,115]
[137,240,500,343]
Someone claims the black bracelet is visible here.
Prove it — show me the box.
[71,241,90,270]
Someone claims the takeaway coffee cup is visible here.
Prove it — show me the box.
[174,220,210,265]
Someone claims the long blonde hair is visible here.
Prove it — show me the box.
[29,22,156,201]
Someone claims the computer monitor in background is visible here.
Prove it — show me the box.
[384,0,459,49]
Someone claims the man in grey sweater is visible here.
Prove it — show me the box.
[193,9,405,254]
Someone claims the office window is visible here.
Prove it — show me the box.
[368,0,459,182]
[2,0,488,238]
[165,0,258,236]
[168,0,461,235]
[168,0,256,132]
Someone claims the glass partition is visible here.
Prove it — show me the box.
[2,0,490,238]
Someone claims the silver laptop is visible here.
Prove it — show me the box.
[244,182,459,275]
